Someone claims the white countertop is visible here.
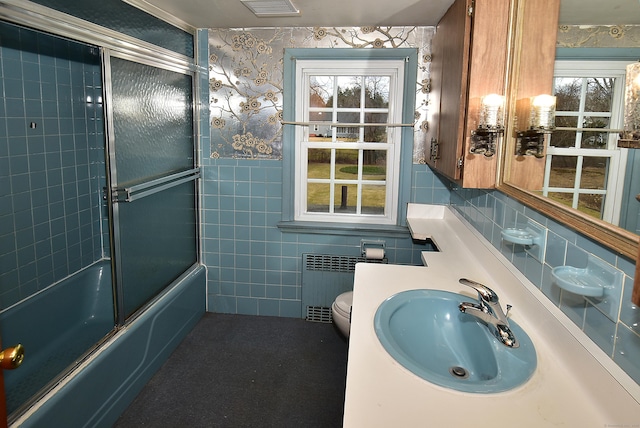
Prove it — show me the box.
[343,205,640,427]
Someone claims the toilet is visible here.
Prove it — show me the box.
[331,291,353,338]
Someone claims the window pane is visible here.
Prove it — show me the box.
[334,184,357,213]
[309,76,333,108]
[553,115,578,127]
[363,150,387,180]
[364,113,388,143]
[554,77,581,111]
[308,149,331,178]
[549,116,577,148]
[580,129,608,149]
[335,149,358,178]
[580,157,607,189]
[547,191,573,209]
[548,156,577,188]
[307,183,330,213]
[336,112,359,140]
[585,78,614,112]
[308,119,331,140]
[364,76,390,108]
[578,193,604,219]
[555,116,578,127]
[337,76,361,108]
[582,115,610,129]
[362,184,386,214]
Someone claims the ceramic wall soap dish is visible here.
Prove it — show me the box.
[501,228,542,246]
[500,220,546,261]
[551,254,623,298]
[551,266,605,297]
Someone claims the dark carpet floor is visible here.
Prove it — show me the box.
[114,313,348,428]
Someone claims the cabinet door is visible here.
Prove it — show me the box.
[425,0,511,188]
[424,19,443,170]
[428,0,472,181]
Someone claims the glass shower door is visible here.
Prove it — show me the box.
[105,54,199,321]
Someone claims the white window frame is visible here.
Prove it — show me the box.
[545,61,628,223]
[293,59,405,225]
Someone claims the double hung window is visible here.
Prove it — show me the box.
[293,59,406,225]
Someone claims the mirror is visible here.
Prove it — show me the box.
[500,0,640,260]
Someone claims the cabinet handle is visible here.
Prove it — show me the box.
[0,344,24,370]
[429,138,440,162]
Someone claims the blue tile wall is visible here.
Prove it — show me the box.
[200,158,446,318]
[450,186,640,384]
[0,22,107,310]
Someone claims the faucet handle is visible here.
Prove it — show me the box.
[505,304,512,317]
[459,278,500,303]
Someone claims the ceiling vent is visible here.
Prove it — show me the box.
[240,0,301,17]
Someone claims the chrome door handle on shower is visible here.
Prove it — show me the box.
[110,168,200,203]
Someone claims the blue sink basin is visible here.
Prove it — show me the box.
[374,289,537,393]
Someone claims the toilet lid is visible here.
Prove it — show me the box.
[334,291,353,317]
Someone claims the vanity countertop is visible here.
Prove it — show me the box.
[343,205,640,427]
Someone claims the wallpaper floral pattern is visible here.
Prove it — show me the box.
[208,27,434,162]
[557,25,640,48]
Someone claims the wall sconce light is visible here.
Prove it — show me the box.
[470,93,505,157]
[516,94,556,157]
[619,61,640,148]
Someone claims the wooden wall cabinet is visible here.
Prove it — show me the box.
[425,0,511,188]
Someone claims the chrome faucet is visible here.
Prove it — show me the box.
[458,278,519,348]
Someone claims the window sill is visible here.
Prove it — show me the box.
[277,221,410,238]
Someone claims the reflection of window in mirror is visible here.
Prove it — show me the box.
[543,61,627,224]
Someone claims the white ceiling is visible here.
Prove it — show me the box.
[128,0,640,30]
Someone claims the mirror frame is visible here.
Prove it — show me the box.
[497,0,640,261]
[497,184,640,259]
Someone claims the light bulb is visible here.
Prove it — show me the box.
[480,94,505,129]
[531,95,556,130]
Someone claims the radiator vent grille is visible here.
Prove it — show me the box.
[303,254,386,273]
[306,306,333,323]
[302,254,387,323]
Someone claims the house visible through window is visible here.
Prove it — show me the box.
[545,61,628,222]
[294,59,406,225]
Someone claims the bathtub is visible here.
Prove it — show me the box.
[0,260,115,416]
[1,261,206,427]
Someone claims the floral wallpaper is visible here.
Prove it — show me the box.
[208,27,434,162]
[557,25,640,48]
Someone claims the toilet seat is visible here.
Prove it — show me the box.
[333,291,353,319]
